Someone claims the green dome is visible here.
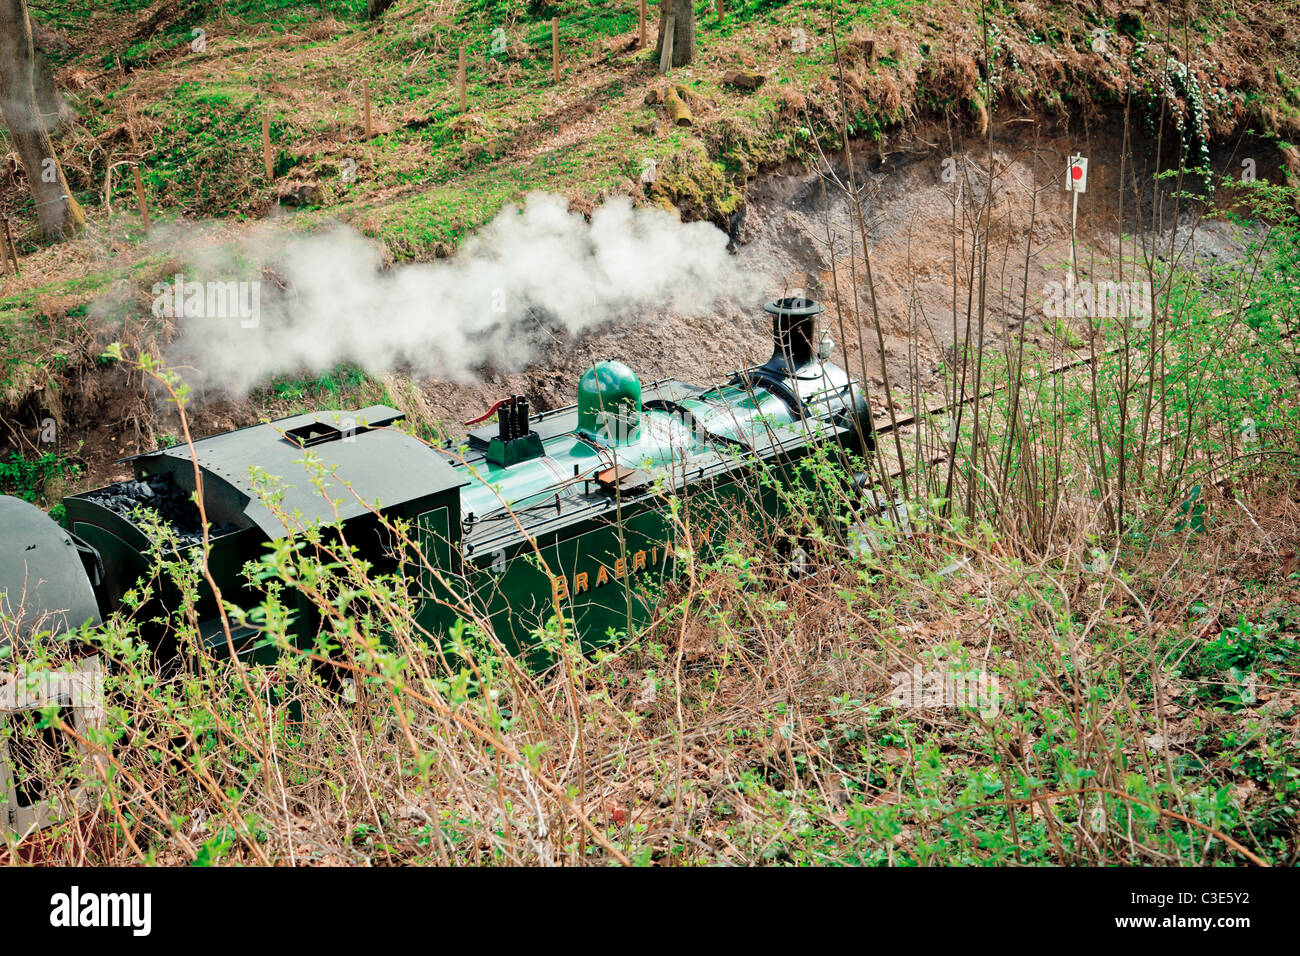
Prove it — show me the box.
[577,360,642,442]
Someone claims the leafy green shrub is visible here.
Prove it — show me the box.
[0,452,81,504]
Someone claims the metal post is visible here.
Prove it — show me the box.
[1068,186,1079,291]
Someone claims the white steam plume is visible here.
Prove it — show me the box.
[163,193,759,393]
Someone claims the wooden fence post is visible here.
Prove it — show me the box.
[133,165,151,234]
[3,219,19,276]
[262,111,273,179]
[658,15,675,75]
[458,45,467,111]
[364,83,373,138]
[0,219,12,276]
[639,0,646,47]
[552,18,560,82]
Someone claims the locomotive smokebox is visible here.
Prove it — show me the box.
[762,296,824,376]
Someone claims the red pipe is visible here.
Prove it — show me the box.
[464,397,510,426]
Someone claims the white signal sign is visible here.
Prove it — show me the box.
[1066,154,1089,193]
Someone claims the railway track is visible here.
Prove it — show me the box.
[863,302,1254,489]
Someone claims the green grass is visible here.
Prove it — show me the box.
[0,452,81,509]
[23,0,1289,265]
[264,363,371,406]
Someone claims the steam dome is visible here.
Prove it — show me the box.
[577,360,642,442]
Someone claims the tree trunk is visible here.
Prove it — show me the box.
[29,16,73,133]
[0,0,84,240]
[32,47,73,134]
[656,0,696,68]
[367,0,397,19]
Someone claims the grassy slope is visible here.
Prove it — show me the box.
[14,1,1300,247]
[2,0,1297,406]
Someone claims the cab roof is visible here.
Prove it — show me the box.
[122,406,467,537]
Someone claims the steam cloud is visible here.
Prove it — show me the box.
[163,193,759,393]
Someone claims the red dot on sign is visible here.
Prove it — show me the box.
[1072,167,1083,180]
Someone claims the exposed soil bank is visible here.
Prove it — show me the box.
[1,107,1287,492]
[415,109,1279,427]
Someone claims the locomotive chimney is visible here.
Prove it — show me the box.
[509,395,525,437]
[762,296,824,375]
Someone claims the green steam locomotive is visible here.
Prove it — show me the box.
[0,297,874,834]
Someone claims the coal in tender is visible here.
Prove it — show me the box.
[84,473,239,548]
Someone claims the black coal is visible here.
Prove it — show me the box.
[84,473,239,548]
